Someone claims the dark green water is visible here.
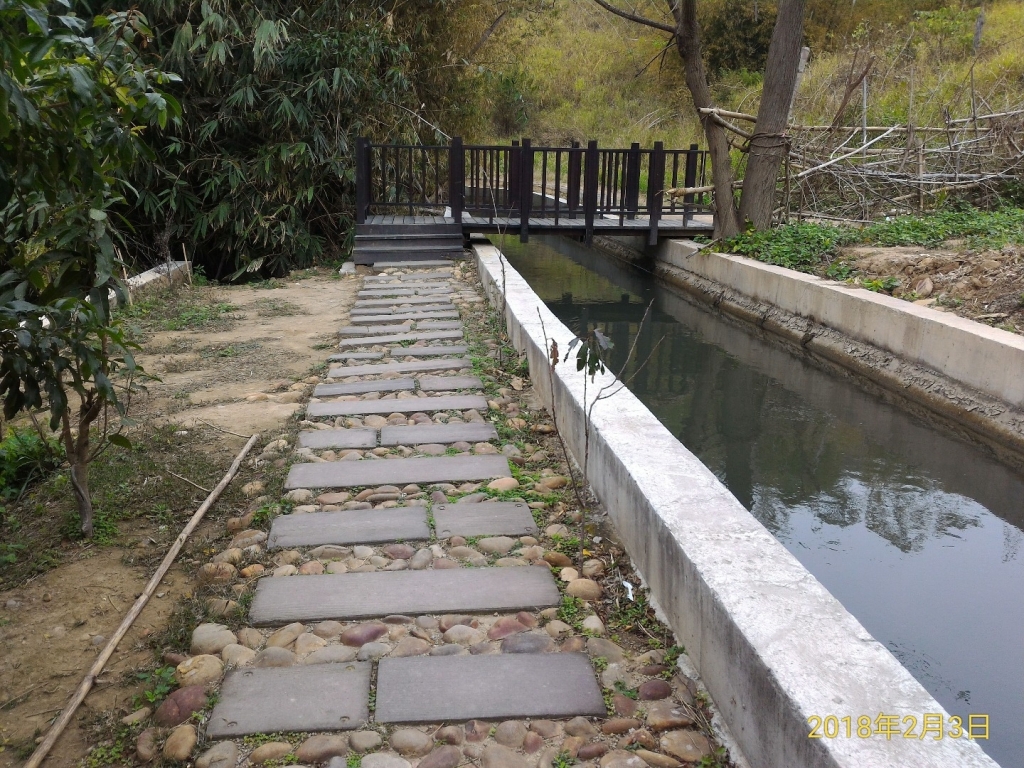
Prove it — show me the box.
[496,235,1023,767]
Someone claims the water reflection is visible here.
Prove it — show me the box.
[496,235,1024,767]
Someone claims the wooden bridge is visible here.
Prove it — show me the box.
[353,138,714,264]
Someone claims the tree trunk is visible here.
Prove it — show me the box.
[737,0,807,229]
[62,394,101,538]
[669,0,742,239]
[70,458,93,539]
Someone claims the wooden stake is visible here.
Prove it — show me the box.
[23,433,260,768]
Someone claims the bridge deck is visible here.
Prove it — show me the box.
[363,213,714,237]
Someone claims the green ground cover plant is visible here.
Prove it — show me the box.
[720,206,1024,275]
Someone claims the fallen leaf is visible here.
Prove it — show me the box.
[511,376,524,391]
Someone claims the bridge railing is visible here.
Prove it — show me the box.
[355,138,711,244]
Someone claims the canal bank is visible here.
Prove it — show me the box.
[475,236,1015,767]
[605,235,1024,472]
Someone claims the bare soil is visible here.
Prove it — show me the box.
[843,243,1024,332]
[0,270,358,766]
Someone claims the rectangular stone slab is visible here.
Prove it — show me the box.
[375,653,605,723]
[390,345,469,357]
[360,281,451,291]
[352,307,456,319]
[377,260,453,268]
[358,287,415,297]
[415,320,463,330]
[206,662,370,737]
[417,375,483,391]
[331,351,384,360]
[308,394,484,416]
[249,566,560,624]
[355,296,456,307]
[339,323,413,336]
[338,330,462,348]
[380,422,497,446]
[349,311,459,324]
[327,359,470,376]
[433,501,539,538]
[268,508,430,549]
[351,304,456,316]
[358,288,452,298]
[284,455,510,490]
[298,429,377,450]
[365,270,451,279]
[307,395,487,418]
[313,378,415,396]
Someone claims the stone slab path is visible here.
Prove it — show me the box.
[268,508,431,549]
[285,455,511,489]
[193,260,673,761]
[376,654,605,722]
[249,568,562,624]
[207,663,370,737]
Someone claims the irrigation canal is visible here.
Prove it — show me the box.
[495,235,1024,767]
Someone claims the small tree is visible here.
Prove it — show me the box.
[593,0,808,238]
[0,1,179,536]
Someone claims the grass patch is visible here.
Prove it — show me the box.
[0,423,253,587]
[117,286,239,338]
[0,427,64,503]
[720,206,1024,275]
[252,297,306,317]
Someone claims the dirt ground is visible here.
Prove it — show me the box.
[0,270,358,766]
[843,242,1024,332]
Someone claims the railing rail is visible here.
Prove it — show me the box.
[355,137,711,244]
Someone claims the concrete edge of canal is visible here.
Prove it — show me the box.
[472,241,1000,768]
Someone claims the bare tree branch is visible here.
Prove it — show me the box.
[592,0,676,34]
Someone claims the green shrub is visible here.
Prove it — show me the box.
[0,429,63,501]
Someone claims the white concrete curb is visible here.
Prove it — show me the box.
[473,243,998,768]
[658,241,1024,407]
[110,260,191,308]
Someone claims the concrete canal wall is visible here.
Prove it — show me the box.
[472,242,998,768]
[647,240,1024,467]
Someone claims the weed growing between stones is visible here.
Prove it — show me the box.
[133,666,176,707]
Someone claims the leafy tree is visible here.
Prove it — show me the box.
[128,0,484,279]
[0,0,179,536]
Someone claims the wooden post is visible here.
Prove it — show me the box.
[520,138,533,243]
[917,139,926,211]
[449,136,464,225]
[683,143,699,219]
[567,140,582,215]
[625,142,641,220]
[508,140,520,210]
[583,140,599,246]
[648,142,665,246]
[355,137,369,225]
